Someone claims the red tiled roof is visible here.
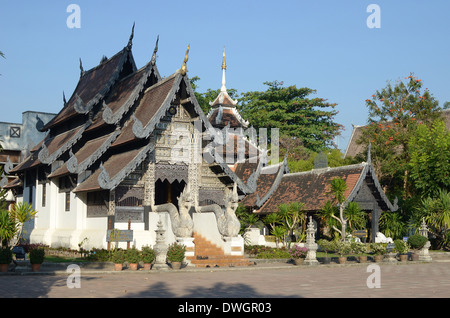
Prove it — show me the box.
[256,164,366,213]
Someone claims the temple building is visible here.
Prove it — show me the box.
[5,28,398,265]
[6,29,271,267]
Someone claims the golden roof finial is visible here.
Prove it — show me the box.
[221,47,227,70]
[180,44,190,76]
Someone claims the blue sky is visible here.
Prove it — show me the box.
[1,1,449,151]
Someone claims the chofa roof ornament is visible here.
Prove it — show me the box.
[180,44,190,76]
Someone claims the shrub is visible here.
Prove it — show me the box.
[407,234,427,249]
[0,247,12,264]
[167,243,186,262]
[125,247,141,264]
[350,242,367,255]
[29,247,45,264]
[369,243,387,255]
[332,241,352,256]
[141,246,155,264]
[288,245,308,259]
[317,239,331,252]
[87,248,110,261]
[394,239,409,254]
[111,249,125,264]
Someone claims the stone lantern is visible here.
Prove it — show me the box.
[418,217,432,262]
[153,217,169,270]
[304,216,319,266]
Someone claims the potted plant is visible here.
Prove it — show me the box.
[288,244,308,265]
[111,249,125,271]
[125,247,140,270]
[167,242,186,269]
[0,247,12,272]
[351,241,368,263]
[141,245,155,270]
[394,239,409,262]
[29,247,45,272]
[317,239,332,264]
[369,243,387,262]
[333,241,352,264]
[407,234,427,261]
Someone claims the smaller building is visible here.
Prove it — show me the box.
[1,111,55,209]
[241,147,398,242]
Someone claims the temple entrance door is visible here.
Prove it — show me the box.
[154,179,186,209]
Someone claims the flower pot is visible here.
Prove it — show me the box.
[410,253,419,261]
[399,254,408,262]
[358,255,367,263]
[338,256,347,264]
[129,263,138,270]
[294,258,304,265]
[374,254,384,262]
[143,263,152,270]
[114,263,123,271]
[322,257,331,264]
[31,264,41,272]
[0,263,9,272]
[171,262,182,270]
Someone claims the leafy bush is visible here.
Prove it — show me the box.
[111,249,125,264]
[407,234,427,249]
[332,241,352,256]
[29,247,45,264]
[369,243,387,255]
[125,247,141,263]
[244,245,291,259]
[317,239,333,256]
[87,248,110,261]
[288,245,308,259]
[0,247,12,264]
[394,239,409,254]
[350,242,367,255]
[141,246,155,263]
[167,243,186,262]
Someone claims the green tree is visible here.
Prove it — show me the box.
[277,201,306,244]
[9,202,38,246]
[356,73,443,199]
[412,189,450,249]
[263,212,281,232]
[239,81,342,152]
[379,210,406,240]
[408,120,450,198]
[271,226,286,248]
[287,148,357,173]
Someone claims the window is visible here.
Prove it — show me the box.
[65,192,70,211]
[42,183,46,207]
[10,126,21,138]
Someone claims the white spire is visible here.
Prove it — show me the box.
[221,47,227,92]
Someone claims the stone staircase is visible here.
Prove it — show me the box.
[187,232,252,268]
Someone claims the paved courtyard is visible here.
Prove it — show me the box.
[1,260,449,299]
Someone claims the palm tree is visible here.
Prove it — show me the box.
[9,202,38,246]
[271,226,286,248]
[345,202,366,232]
[264,213,281,232]
[329,177,348,241]
[277,202,306,244]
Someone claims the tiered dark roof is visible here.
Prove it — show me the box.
[10,32,264,197]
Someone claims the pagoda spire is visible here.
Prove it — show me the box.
[221,47,227,93]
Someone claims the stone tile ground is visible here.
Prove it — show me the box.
[1,260,449,299]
